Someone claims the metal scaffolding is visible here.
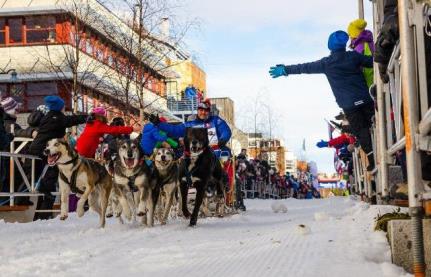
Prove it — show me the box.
[370,0,431,275]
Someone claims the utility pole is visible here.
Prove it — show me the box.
[136,0,145,123]
[358,0,364,19]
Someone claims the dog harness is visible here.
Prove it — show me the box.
[115,160,146,193]
[183,146,212,187]
[58,156,84,194]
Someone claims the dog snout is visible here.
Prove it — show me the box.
[43,148,50,156]
[161,155,166,161]
[127,149,133,158]
[191,140,198,146]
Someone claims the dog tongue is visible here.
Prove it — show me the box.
[48,154,58,164]
[125,158,135,168]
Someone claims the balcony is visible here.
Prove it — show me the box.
[167,96,199,121]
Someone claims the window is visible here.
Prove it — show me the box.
[9,84,25,105]
[26,82,58,110]
[86,37,93,55]
[26,16,56,43]
[0,19,5,44]
[9,18,23,44]
[27,82,57,96]
[0,84,7,98]
[95,43,104,61]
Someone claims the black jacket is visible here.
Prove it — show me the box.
[3,113,35,138]
[374,0,398,83]
[0,108,13,151]
[29,111,87,157]
[284,49,374,110]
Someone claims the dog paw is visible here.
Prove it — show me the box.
[76,207,85,217]
[160,221,167,225]
[182,210,191,219]
[60,215,68,221]
[217,214,224,218]
[106,213,113,218]
[189,217,197,226]
[125,213,132,221]
[137,211,146,217]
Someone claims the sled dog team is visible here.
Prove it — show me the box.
[44,128,227,228]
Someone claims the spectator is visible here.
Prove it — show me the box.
[347,19,375,88]
[0,106,13,197]
[237,148,248,160]
[0,106,11,150]
[103,117,129,168]
[1,97,37,138]
[140,117,178,157]
[76,106,133,158]
[29,96,87,220]
[374,0,399,83]
[269,30,375,171]
[27,105,49,128]
[1,98,37,205]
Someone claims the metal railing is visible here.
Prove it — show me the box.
[369,1,431,275]
[167,96,199,113]
[0,126,49,209]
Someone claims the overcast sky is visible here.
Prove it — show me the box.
[178,0,373,173]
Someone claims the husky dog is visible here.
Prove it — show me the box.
[153,148,179,225]
[44,139,112,228]
[113,139,157,226]
[179,128,225,226]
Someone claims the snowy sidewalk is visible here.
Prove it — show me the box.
[0,197,411,277]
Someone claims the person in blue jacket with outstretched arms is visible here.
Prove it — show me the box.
[269,30,375,171]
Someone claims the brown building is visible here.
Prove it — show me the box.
[210,97,234,126]
[0,0,177,124]
[247,134,286,174]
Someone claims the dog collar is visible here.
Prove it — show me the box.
[59,155,78,166]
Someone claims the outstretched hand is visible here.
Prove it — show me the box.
[269,64,287,78]
[147,113,160,125]
[316,140,329,148]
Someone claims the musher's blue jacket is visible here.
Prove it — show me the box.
[157,115,232,144]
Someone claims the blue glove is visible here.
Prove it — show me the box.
[269,64,287,78]
[316,140,329,148]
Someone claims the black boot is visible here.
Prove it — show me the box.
[366,152,375,172]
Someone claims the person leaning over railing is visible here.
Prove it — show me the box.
[76,106,133,159]
[269,30,376,171]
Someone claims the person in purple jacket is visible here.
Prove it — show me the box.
[348,19,374,87]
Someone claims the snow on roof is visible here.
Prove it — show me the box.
[0,6,63,16]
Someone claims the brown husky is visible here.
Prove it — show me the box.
[44,139,112,228]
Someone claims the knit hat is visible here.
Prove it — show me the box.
[197,99,211,110]
[36,105,49,115]
[347,19,367,39]
[328,30,349,51]
[0,97,20,115]
[91,106,107,116]
[44,95,65,112]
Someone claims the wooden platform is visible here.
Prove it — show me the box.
[0,205,31,212]
[393,199,409,207]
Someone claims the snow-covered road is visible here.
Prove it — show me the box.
[0,197,411,277]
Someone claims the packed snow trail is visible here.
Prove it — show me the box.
[0,197,411,277]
